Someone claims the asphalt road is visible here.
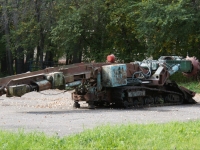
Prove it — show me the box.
[0,89,200,137]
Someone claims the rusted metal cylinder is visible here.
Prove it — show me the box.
[183,56,200,77]
[6,84,31,97]
[33,80,52,91]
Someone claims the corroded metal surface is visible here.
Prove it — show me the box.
[0,56,198,109]
[48,72,65,89]
[7,84,31,97]
[128,90,145,97]
[183,56,200,77]
[102,64,127,87]
[32,80,52,91]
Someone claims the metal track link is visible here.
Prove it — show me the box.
[111,86,185,108]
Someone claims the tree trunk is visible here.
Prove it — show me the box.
[45,50,54,67]
[15,47,24,74]
[72,39,82,63]
[13,0,24,74]
[36,45,41,69]
[25,48,34,72]
[66,54,72,65]
[1,56,7,74]
[2,0,14,75]
[39,29,44,69]
[35,0,44,70]
[0,33,7,74]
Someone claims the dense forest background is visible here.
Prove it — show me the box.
[0,0,200,75]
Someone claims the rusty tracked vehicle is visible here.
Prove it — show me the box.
[0,55,199,109]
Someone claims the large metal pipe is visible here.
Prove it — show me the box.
[32,80,52,91]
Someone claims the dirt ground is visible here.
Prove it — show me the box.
[0,89,200,137]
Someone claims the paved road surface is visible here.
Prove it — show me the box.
[0,90,200,137]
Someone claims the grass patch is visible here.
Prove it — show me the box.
[1,121,200,149]
[178,81,200,93]
[169,72,200,93]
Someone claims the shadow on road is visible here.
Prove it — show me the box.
[21,103,199,115]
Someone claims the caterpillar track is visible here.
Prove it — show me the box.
[72,80,195,109]
[108,83,195,109]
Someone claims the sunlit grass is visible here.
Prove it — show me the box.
[1,121,200,150]
[178,81,200,93]
[167,71,200,93]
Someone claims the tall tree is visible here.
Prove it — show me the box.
[132,0,200,59]
[1,0,14,75]
[1,0,200,76]
[105,0,146,62]
[0,33,7,74]
[9,0,57,71]
[12,0,25,74]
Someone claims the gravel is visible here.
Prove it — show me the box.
[0,89,200,137]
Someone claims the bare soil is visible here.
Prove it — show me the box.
[0,89,200,137]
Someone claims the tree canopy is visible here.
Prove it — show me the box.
[0,0,200,75]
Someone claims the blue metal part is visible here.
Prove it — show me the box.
[168,64,180,75]
[65,80,81,87]
[97,71,102,91]
[102,64,127,87]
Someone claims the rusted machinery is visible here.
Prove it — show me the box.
[0,55,199,109]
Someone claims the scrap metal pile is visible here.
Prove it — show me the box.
[0,55,199,109]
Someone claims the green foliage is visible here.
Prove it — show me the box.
[50,0,147,63]
[10,18,39,56]
[1,0,200,67]
[169,72,196,83]
[50,0,84,60]
[1,121,200,149]
[106,0,146,62]
[50,0,110,62]
[131,0,200,58]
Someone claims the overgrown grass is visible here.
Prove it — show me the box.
[1,121,200,149]
[178,81,200,93]
[169,72,200,93]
